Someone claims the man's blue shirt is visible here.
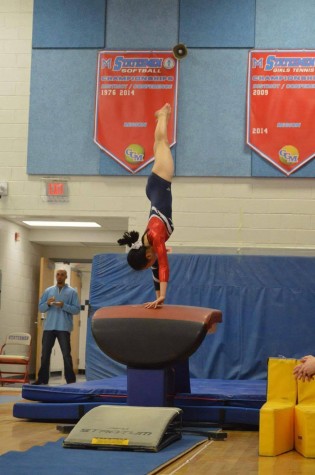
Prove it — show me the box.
[39,284,80,332]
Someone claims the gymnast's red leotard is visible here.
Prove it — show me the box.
[145,172,174,291]
[146,213,172,289]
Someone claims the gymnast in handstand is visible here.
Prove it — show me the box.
[118,103,174,309]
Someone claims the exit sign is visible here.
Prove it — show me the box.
[46,181,68,201]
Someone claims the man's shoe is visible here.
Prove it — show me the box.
[31,380,47,385]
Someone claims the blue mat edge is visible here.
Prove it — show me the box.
[14,378,266,426]
[0,434,209,475]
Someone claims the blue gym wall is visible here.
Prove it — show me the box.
[86,254,315,380]
[27,0,315,177]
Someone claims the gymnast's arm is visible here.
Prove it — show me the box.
[145,246,169,308]
[145,281,167,309]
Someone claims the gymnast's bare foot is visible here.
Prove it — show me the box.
[155,103,171,120]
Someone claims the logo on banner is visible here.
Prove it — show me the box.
[247,50,315,175]
[94,51,178,174]
[125,144,145,169]
[279,145,299,168]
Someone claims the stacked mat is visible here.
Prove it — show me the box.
[14,377,266,427]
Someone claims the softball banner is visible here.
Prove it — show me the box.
[94,50,178,174]
[247,50,315,176]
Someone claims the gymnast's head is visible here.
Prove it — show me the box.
[118,230,155,270]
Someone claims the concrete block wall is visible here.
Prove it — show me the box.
[0,218,41,359]
[1,2,314,258]
[0,1,41,353]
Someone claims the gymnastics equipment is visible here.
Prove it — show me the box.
[92,304,222,406]
[259,357,298,456]
[295,378,315,457]
[0,332,32,385]
[15,378,266,425]
[63,405,182,452]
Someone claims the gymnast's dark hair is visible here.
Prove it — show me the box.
[117,231,148,271]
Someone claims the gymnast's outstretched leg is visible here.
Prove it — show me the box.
[152,103,174,182]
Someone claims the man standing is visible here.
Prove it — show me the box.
[33,269,80,385]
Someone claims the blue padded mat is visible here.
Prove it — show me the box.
[0,435,208,475]
[21,377,266,405]
[21,377,129,403]
[13,400,261,426]
[15,378,266,426]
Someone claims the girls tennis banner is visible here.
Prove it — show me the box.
[247,50,315,175]
[94,50,178,174]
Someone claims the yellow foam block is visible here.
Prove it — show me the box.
[266,358,298,403]
[295,405,315,457]
[259,358,298,456]
[259,402,295,456]
[295,378,315,457]
[297,377,315,404]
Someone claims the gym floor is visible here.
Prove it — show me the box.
[1,382,315,474]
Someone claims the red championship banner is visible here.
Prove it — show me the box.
[247,50,315,175]
[94,50,178,174]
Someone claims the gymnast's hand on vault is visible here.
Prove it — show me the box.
[144,296,165,309]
